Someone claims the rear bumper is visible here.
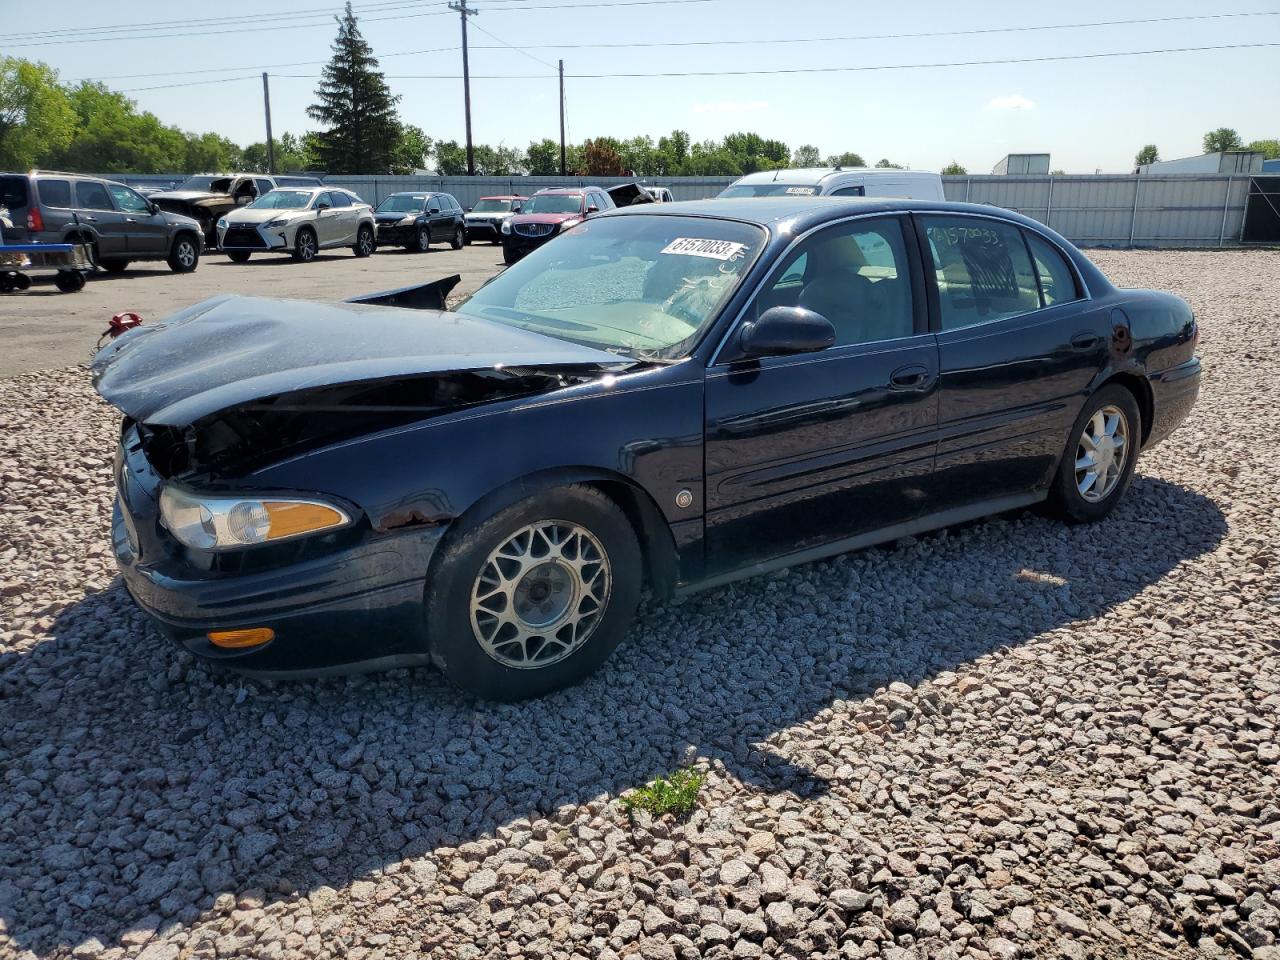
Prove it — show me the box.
[1145,356,1201,449]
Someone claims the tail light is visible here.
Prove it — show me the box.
[27,208,44,232]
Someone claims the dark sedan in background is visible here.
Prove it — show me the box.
[93,197,1199,701]
[373,191,466,252]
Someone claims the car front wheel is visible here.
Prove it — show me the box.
[292,227,318,262]
[226,250,251,263]
[167,235,199,273]
[1050,384,1141,523]
[414,225,431,253]
[426,485,641,701]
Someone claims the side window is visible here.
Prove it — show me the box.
[38,179,72,208]
[76,181,115,211]
[328,191,351,208]
[446,195,460,211]
[921,216,1039,331]
[255,179,275,197]
[428,195,442,212]
[831,186,865,197]
[314,192,332,208]
[108,184,150,214]
[756,217,915,347]
[597,192,612,209]
[1025,232,1080,307]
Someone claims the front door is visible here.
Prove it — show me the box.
[312,192,341,245]
[73,180,128,258]
[704,215,939,574]
[107,184,168,256]
[916,214,1110,509]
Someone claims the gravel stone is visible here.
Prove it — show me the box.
[1,249,1278,959]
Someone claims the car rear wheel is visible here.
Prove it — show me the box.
[1049,384,1141,523]
[425,485,641,701]
[167,235,199,273]
[352,224,375,257]
[100,260,130,274]
[292,227,318,263]
[226,250,251,263]
[451,225,465,250]
[502,246,518,265]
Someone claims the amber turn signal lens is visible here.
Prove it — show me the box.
[263,501,347,540]
[207,627,275,649]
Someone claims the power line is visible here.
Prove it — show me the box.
[469,21,559,71]
[85,48,458,83]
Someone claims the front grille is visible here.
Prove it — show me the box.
[223,226,267,249]
[515,222,554,238]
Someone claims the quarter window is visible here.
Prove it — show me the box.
[755,217,916,347]
[76,181,114,211]
[831,186,866,197]
[921,216,1039,330]
[1025,232,1080,306]
[38,179,71,208]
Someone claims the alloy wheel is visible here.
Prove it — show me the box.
[357,227,374,256]
[176,240,196,269]
[297,231,317,261]
[1075,404,1129,502]
[469,520,612,669]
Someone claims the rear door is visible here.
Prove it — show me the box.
[704,215,939,573]
[0,176,31,241]
[426,195,451,239]
[916,213,1107,509]
[73,180,128,258]
[108,184,168,256]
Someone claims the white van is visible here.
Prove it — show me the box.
[718,167,945,201]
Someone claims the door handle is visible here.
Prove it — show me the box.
[1071,333,1100,351]
[889,364,932,390]
[125,217,138,223]
[82,215,98,222]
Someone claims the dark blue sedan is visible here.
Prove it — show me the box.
[93,197,1200,700]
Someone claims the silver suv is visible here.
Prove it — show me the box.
[0,171,205,274]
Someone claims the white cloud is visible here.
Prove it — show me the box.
[986,94,1036,111]
[691,100,769,115]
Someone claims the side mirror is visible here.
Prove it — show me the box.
[511,203,522,213]
[148,202,160,215]
[586,204,599,215]
[737,306,836,360]
[465,206,473,212]
[316,201,332,211]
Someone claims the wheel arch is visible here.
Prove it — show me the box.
[171,227,201,251]
[425,466,680,602]
[1098,370,1154,446]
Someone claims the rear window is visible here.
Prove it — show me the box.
[0,176,30,210]
[38,179,72,208]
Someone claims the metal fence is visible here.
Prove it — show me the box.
[99,171,1261,248]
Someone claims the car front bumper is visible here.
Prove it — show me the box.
[502,232,556,259]
[112,434,443,676]
[465,218,502,239]
[218,223,291,252]
[375,220,422,245]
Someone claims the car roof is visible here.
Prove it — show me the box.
[478,194,527,200]
[534,187,595,195]
[606,196,1053,233]
[731,167,935,185]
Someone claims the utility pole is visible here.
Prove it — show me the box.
[449,0,478,176]
[558,59,566,176]
[262,72,276,174]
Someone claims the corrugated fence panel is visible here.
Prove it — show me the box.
[95,172,1260,248]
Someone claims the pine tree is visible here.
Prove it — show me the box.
[307,3,401,174]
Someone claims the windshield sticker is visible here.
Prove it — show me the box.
[660,238,749,261]
[785,186,817,195]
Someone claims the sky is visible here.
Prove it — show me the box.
[10,0,1280,174]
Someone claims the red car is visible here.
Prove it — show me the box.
[501,187,616,264]
[462,195,527,244]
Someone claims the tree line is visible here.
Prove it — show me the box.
[1135,129,1279,168]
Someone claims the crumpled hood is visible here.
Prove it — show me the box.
[151,190,224,203]
[91,294,624,426]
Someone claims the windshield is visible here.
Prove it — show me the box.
[719,183,821,198]
[248,190,313,209]
[376,194,427,213]
[454,215,764,360]
[472,198,513,213]
[175,176,221,192]
[522,193,582,215]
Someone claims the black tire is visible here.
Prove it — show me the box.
[167,234,199,273]
[226,250,251,263]
[100,260,130,274]
[450,225,465,250]
[425,485,642,702]
[352,224,375,258]
[502,246,518,265]
[54,271,86,293]
[1049,384,1142,523]
[413,225,431,253]
[292,227,318,262]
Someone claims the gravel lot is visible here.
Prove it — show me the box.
[0,241,507,379]
[1,249,1279,960]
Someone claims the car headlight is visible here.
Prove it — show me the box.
[501,219,512,235]
[558,218,582,231]
[264,218,290,229]
[216,218,227,229]
[159,485,351,551]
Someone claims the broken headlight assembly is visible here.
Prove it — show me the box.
[264,218,292,229]
[159,485,352,551]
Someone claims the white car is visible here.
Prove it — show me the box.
[218,187,375,263]
[643,186,675,203]
[718,167,945,200]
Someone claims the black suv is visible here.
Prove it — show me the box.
[373,192,466,252]
[0,171,204,273]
